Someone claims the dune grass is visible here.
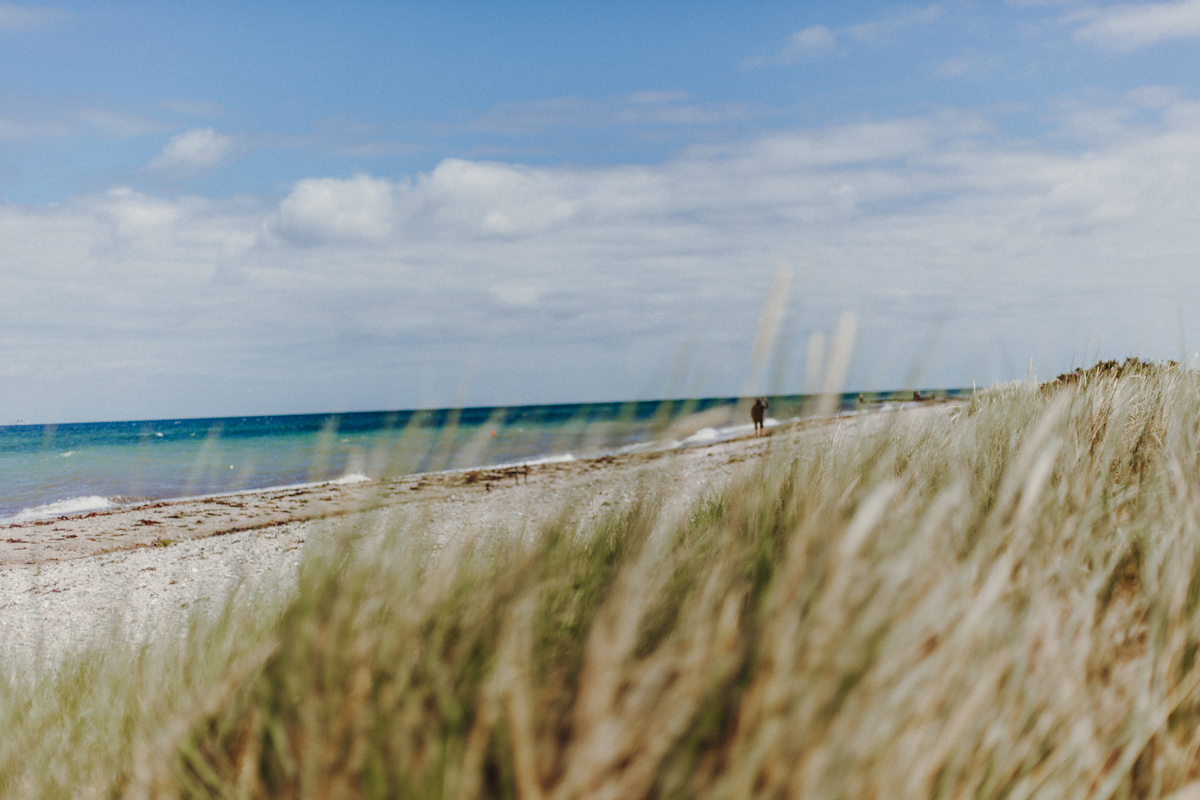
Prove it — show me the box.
[7,366,1200,798]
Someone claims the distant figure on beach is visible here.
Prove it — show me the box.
[751,398,768,436]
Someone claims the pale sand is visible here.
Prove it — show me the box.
[0,401,962,671]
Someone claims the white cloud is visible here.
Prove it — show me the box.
[4,94,1200,419]
[271,173,396,244]
[751,5,941,67]
[98,187,183,242]
[1073,0,1200,49]
[145,127,234,175]
[776,25,838,62]
[0,3,68,31]
[85,186,259,260]
[0,98,173,142]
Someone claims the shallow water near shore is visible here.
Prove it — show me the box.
[0,389,968,521]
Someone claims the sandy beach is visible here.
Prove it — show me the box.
[0,402,961,671]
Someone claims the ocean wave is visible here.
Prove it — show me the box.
[330,473,371,485]
[11,495,115,522]
[488,453,577,470]
[615,440,661,454]
[523,453,576,466]
[624,417,787,453]
[712,418,780,440]
[680,427,721,445]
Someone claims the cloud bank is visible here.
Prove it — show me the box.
[3,91,1199,421]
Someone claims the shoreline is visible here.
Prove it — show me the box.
[0,399,940,549]
[0,419,790,669]
[0,401,964,671]
[0,427,770,569]
[0,400,961,569]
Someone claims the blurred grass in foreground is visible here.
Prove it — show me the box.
[10,363,1200,798]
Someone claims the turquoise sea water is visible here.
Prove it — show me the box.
[0,390,970,521]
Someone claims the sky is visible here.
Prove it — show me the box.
[2,0,1200,423]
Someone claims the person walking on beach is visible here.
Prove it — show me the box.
[751,398,768,437]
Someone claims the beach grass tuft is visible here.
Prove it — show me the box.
[9,365,1200,797]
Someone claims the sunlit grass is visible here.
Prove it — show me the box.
[7,364,1200,798]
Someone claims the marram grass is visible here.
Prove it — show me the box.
[7,368,1200,798]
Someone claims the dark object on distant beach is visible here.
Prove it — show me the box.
[751,398,768,436]
[914,390,923,401]
[499,465,530,485]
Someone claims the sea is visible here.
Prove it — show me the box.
[0,389,971,523]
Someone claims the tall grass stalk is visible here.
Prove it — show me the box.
[7,368,1200,798]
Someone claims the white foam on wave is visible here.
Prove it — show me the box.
[670,417,783,449]
[58,451,75,458]
[330,473,371,485]
[524,453,576,466]
[489,453,577,470]
[11,495,115,522]
[681,427,720,445]
[616,440,661,454]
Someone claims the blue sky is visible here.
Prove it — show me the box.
[3,1,1200,422]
